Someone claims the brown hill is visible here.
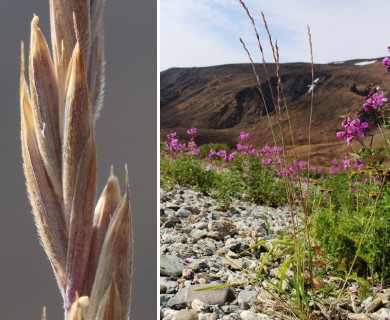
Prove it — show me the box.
[161,60,390,166]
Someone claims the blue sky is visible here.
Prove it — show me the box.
[160,0,390,71]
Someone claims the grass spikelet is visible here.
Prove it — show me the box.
[95,279,122,320]
[87,167,121,293]
[21,41,68,296]
[20,1,132,319]
[88,167,133,319]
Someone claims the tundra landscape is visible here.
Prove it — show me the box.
[161,59,390,165]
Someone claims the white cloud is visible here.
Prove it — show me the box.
[160,0,246,70]
[161,0,390,70]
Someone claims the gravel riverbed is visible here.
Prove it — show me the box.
[160,187,390,320]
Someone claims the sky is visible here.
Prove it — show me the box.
[160,0,390,71]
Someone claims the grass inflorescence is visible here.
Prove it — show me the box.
[20,1,133,319]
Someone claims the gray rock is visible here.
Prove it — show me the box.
[371,308,390,320]
[166,204,181,211]
[221,314,241,320]
[361,296,373,308]
[182,268,194,280]
[188,261,208,272]
[160,277,179,294]
[177,208,192,218]
[198,313,218,320]
[375,293,390,301]
[221,304,241,313]
[163,216,181,228]
[203,238,221,251]
[191,298,209,311]
[191,228,207,239]
[237,290,257,308]
[161,294,174,307]
[209,305,225,317]
[208,212,220,220]
[161,234,175,244]
[172,309,198,320]
[194,222,208,230]
[366,298,384,313]
[185,284,235,306]
[167,287,187,309]
[162,308,178,320]
[227,241,249,254]
[207,220,237,240]
[162,220,177,228]
[185,206,200,215]
[346,314,370,320]
[273,226,285,236]
[216,247,230,256]
[221,257,243,270]
[226,250,240,259]
[240,310,273,320]
[161,254,186,277]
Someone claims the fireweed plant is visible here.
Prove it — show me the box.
[160,3,390,319]
[326,48,390,296]
[161,129,298,209]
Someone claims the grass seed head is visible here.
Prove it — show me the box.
[20,1,132,318]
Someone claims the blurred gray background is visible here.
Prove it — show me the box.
[0,1,156,319]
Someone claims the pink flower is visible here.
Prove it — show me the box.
[208,148,217,158]
[353,158,363,170]
[337,116,368,144]
[238,131,250,142]
[217,150,228,161]
[351,118,368,138]
[355,284,361,291]
[262,145,271,153]
[337,131,354,145]
[228,152,236,162]
[342,116,352,129]
[363,92,388,111]
[186,127,198,137]
[187,141,197,149]
[383,57,390,72]
[342,156,351,170]
[164,132,186,154]
[262,157,272,165]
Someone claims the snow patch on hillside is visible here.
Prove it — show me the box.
[355,60,377,66]
[307,78,320,93]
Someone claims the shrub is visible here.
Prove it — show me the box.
[242,157,289,207]
[165,155,218,193]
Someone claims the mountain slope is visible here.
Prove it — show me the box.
[161,60,390,165]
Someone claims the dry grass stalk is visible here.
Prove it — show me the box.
[20,1,132,319]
